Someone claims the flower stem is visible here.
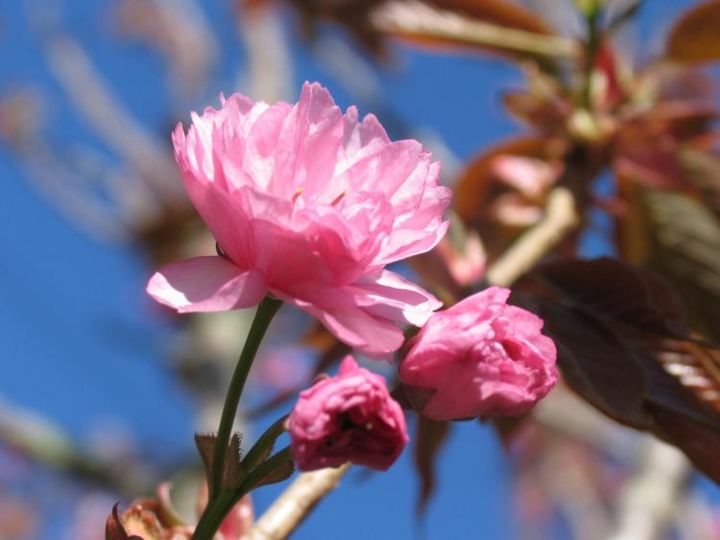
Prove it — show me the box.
[210,296,282,501]
[580,1,602,109]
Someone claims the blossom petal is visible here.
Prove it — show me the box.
[274,287,405,357]
[147,256,267,313]
[352,270,442,327]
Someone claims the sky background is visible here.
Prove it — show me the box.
[0,1,714,539]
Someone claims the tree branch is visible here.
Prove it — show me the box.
[486,186,578,286]
[241,464,350,540]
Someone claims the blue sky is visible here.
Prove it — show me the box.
[0,1,709,538]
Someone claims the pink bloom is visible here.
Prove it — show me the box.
[147,82,450,356]
[288,356,408,471]
[435,228,486,287]
[399,287,558,420]
[492,155,561,200]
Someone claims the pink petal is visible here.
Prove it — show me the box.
[275,287,405,357]
[352,270,442,327]
[147,256,267,313]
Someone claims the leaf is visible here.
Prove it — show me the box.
[666,0,720,64]
[643,190,720,342]
[454,136,551,225]
[105,505,131,540]
[537,301,650,428]
[656,337,720,413]
[531,256,687,336]
[679,148,720,217]
[104,505,145,540]
[242,447,295,491]
[413,416,450,514]
[516,257,720,483]
[195,433,246,492]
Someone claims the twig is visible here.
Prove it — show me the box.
[39,29,182,210]
[241,464,350,540]
[371,1,579,60]
[486,187,579,287]
[237,3,293,102]
[607,439,691,540]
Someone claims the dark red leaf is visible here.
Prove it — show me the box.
[105,504,143,540]
[195,433,246,492]
[517,257,720,483]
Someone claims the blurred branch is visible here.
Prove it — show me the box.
[371,1,579,60]
[486,186,579,286]
[237,3,292,102]
[241,464,350,540]
[39,29,182,215]
[116,0,218,100]
[533,386,636,459]
[607,439,691,540]
[0,401,157,496]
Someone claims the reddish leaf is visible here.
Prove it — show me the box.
[454,137,553,224]
[666,0,720,64]
[531,257,687,336]
[105,504,144,540]
[413,416,450,514]
[106,505,131,540]
[517,257,720,483]
[195,433,246,492]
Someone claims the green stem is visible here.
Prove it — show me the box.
[193,489,236,540]
[580,3,602,109]
[209,296,282,501]
[193,447,293,540]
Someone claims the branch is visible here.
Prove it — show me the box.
[371,1,579,60]
[241,464,350,540]
[607,439,690,540]
[486,186,579,287]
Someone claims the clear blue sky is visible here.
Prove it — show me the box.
[0,1,705,539]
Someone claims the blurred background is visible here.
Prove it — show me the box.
[2,0,720,538]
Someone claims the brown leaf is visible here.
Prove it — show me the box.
[655,337,720,414]
[454,136,551,224]
[666,0,720,64]
[413,416,450,514]
[195,433,246,493]
[643,190,720,342]
[105,504,144,540]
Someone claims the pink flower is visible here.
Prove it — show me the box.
[288,355,408,471]
[147,82,450,356]
[399,287,558,420]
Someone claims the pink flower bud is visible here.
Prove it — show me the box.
[399,287,558,420]
[288,356,408,471]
